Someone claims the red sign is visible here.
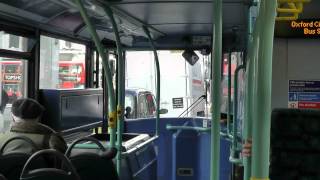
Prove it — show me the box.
[298,102,320,109]
[3,73,22,82]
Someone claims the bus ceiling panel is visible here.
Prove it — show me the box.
[113,2,245,33]
[151,24,212,36]
[132,36,246,51]
[109,0,247,4]
[0,0,68,19]
[48,12,84,32]
[131,35,212,50]
[48,0,163,40]
[0,0,161,44]
[0,1,82,36]
[0,2,48,23]
[113,3,214,25]
[93,0,164,38]
[130,31,245,50]
[78,27,134,46]
[0,0,247,47]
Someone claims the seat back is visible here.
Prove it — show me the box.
[66,137,118,180]
[270,108,320,179]
[0,136,39,180]
[20,149,80,180]
[0,174,7,180]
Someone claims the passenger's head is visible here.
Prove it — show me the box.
[11,98,45,123]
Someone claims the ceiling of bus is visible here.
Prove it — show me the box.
[0,0,319,49]
[112,1,245,35]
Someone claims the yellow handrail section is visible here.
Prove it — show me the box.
[276,0,311,21]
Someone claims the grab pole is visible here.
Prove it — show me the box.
[143,26,161,137]
[73,0,117,148]
[210,0,222,179]
[102,6,126,174]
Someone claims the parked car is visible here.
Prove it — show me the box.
[125,88,167,119]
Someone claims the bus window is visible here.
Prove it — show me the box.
[0,31,29,133]
[93,51,116,88]
[221,53,239,114]
[39,35,86,89]
[0,31,28,52]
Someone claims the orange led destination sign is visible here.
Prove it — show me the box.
[291,20,320,35]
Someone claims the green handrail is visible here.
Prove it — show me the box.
[211,0,222,179]
[243,2,258,179]
[251,0,277,179]
[73,0,117,148]
[227,52,232,138]
[143,26,161,137]
[102,6,126,174]
[229,64,245,164]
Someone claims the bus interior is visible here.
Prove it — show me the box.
[0,0,320,180]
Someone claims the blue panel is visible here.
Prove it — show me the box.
[125,118,232,180]
[174,130,199,180]
[197,131,211,180]
[134,144,157,179]
[220,139,232,180]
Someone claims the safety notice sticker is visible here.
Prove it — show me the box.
[288,80,320,109]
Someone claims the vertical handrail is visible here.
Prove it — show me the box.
[211,0,222,179]
[243,1,258,179]
[103,6,126,174]
[227,52,232,137]
[73,0,117,147]
[243,50,253,180]
[243,12,254,180]
[251,0,277,180]
[229,64,245,164]
[143,26,161,137]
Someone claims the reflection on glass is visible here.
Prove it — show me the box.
[39,36,86,89]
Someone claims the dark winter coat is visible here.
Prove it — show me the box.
[0,121,67,154]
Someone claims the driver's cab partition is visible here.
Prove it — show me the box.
[125,117,232,180]
[39,88,104,141]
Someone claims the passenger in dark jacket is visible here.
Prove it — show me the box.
[0,98,67,154]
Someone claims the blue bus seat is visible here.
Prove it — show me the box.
[90,133,157,180]
[65,137,118,180]
[0,136,39,180]
[20,149,80,180]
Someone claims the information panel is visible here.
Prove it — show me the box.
[288,80,320,109]
[172,97,184,109]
